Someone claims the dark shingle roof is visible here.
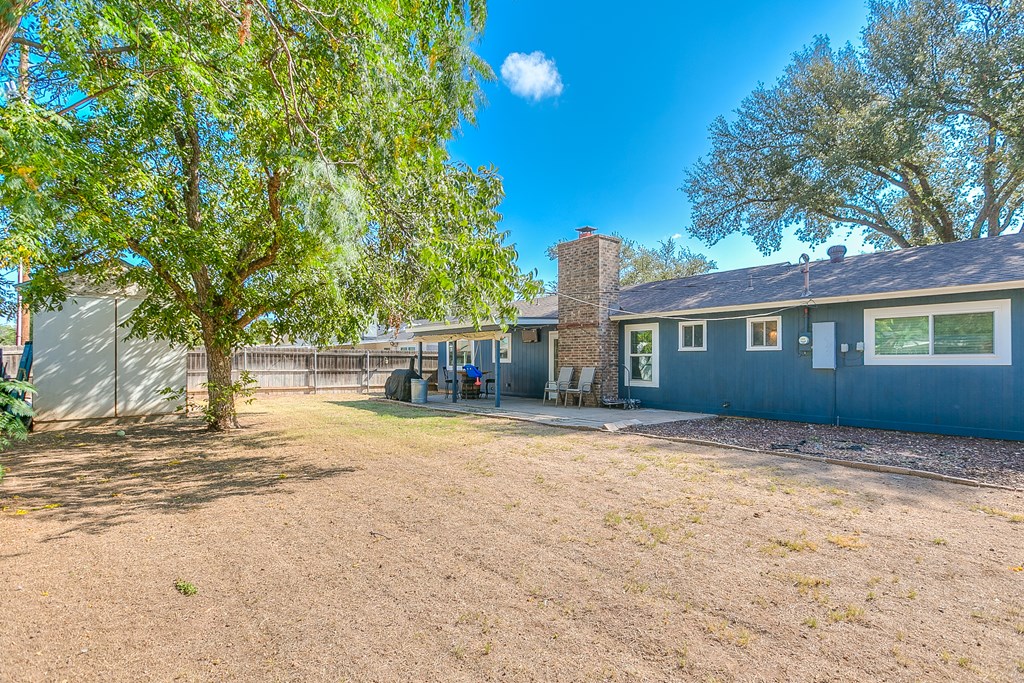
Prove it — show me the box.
[514,294,559,319]
[614,233,1024,316]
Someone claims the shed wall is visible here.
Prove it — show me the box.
[34,296,118,420]
[33,296,185,422]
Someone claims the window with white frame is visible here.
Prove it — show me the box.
[448,339,474,367]
[747,316,782,351]
[494,333,512,363]
[678,321,706,351]
[624,323,659,387]
[864,299,1011,366]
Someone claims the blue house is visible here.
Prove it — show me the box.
[412,228,1024,440]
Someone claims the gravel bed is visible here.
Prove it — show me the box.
[628,417,1024,489]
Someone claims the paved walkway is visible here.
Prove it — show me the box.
[413,395,710,431]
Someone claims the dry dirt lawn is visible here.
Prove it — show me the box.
[2,395,1023,683]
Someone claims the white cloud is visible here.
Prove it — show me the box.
[501,51,563,101]
[671,233,682,240]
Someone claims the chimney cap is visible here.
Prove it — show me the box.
[575,225,598,238]
[827,244,847,263]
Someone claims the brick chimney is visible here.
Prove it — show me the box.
[557,227,621,406]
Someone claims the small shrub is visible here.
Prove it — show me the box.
[174,580,198,597]
[0,378,35,452]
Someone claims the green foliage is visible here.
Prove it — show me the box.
[0,322,13,346]
[173,579,198,597]
[547,234,715,287]
[0,377,34,450]
[685,0,1024,254]
[1,0,540,429]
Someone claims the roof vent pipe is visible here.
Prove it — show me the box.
[799,253,811,297]
[827,244,847,263]
[575,225,597,239]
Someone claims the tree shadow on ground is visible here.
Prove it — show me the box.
[0,419,358,546]
[327,397,464,421]
[326,398,570,440]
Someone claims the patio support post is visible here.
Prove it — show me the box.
[417,342,423,376]
[494,345,501,408]
[449,343,458,403]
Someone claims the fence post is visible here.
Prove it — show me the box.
[365,350,370,393]
[312,347,318,394]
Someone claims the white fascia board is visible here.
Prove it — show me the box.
[609,281,1024,321]
[407,318,558,334]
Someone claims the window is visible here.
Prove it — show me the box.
[494,333,512,363]
[747,316,782,351]
[865,299,1011,366]
[678,321,706,351]
[448,339,474,367]
[624,323,659,388]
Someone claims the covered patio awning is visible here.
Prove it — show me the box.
[409,328,509,343]
[408,318,557,343]
[408,318,556,408]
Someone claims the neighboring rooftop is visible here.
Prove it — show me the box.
[514,294,559,319]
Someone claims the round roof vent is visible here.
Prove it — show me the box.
[827,244,847,263]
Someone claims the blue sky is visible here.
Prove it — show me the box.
[449,0,872,285]
[3,2,870,326]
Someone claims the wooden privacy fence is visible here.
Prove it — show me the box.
[186,347,438,394]
[1,346,24,379]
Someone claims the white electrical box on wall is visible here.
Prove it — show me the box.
[811,322,837,370]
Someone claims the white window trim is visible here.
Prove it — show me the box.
[448,339,475,367]
[493,333,512,364]
[678,320,707,351]
[624,323,659,388]
[864,299,1011,366]
[746,316,782,351]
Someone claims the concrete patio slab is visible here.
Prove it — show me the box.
[409,394,711,431]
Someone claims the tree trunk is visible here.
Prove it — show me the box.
[204,342,237,431]
[0,1,30,66]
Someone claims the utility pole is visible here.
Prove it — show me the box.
[15,262,29,345]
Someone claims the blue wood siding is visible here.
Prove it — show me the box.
[437,327,553,398]
[619,289,1024,440]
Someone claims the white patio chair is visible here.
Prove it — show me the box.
[543,366,573,405]
[563,367,596,408]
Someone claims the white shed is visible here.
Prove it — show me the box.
[32,284,186,423]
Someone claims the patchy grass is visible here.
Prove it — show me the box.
[970,504,1024,523]
[827,532,868,550]
[1,394,1021,682]
[762,535,817,555]
[828,605,865,623]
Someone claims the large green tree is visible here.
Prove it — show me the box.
[685,0,1024,254]
[0,0,539,430]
